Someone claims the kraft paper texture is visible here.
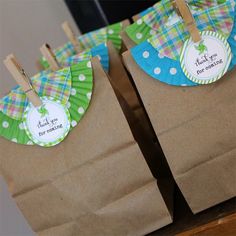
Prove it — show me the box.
[108,41,174,212]
[0,58,172,235]
[122,51,236,213]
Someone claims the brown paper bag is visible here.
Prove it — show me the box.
[120,31,136,51]
[108,41,155,140]
[107,41,175,209]
[122,51,236,213]
[120,19,131,53]
[0,58,172,235]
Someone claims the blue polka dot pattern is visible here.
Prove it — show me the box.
[131,30,236,86]
[131,10,236,87]
[91,43,109,72]
[131,41,197,86]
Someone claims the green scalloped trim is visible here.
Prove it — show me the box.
[68,60,93,127]
[107,22,123,51]
[125,20,153,45]
[0,60,93,146]
[0,112,32,145]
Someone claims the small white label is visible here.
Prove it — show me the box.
[23,97,70,147]
[180,31,232,84]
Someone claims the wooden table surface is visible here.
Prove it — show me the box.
[177,213,236,236]
[149,184,236,236]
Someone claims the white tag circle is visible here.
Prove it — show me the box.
[180,31,232,84]
[23,97,70,147]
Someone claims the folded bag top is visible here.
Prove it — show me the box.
[0,59,93,146]
[126,0,236,86]
[40,21,123,70]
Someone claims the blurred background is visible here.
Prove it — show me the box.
[65,0,157,32]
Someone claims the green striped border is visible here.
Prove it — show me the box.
[23,97,71,147]
[180,31,232,85]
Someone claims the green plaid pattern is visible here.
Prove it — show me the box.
[124,1,218,45]
[0,61,93,146]
[54,42,76,62]
[147,0,234,59]
[78,22,123,50]
[40,42,76,69]
[40,22,123,69]
[143,0,223,31]
[64,48,92,66]
[0,68,72,120]
[78,28,107,49]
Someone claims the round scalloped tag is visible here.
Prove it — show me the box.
[23,97,70,147]
[180,31,232,84]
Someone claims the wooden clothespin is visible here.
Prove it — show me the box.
[174,0,201,42]
[40,43,61,71]
[62,21,81,53]
[4,54,42,107]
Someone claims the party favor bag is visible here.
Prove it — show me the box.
[0,56,172,235]
[122,0,236,213]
